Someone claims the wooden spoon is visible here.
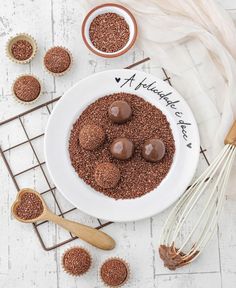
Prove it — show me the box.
[11,188,115,250]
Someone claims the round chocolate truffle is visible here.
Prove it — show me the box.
[44,47,71,74]
[108,100,132,124]
[100,258,129,287]
[95,162,120,189]
[110,138,134,160]
[142,139,165,162]
[13,75,41,102]
[62,247,91,276]
[79,124,105,151]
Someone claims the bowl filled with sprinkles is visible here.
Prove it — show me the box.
[82,3,138,58]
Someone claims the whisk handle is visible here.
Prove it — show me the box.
[224,121,236,146]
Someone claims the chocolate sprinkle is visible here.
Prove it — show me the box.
[15,192,44,220]
[44,47,71,74]
[68,93,175,200]
[89,12,130,53]
[100,259,128,287]
[62,247,91,276]
[13,75,41,102]
[11,39,33,61]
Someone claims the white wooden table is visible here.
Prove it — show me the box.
[0,1,236,287]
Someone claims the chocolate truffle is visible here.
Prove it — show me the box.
[11,39,33,61]
[108,100,132,124]
[44,47,71,74]
[110,138,134,160]
[142,139,165,162]
[100,258,129,287]
[95,162,120,189]
[13,75,41,102]
[62,247,91,276]
[79,124,105,151]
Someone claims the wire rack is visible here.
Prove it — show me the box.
[0,57,210,251]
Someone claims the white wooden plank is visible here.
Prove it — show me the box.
[218,199,236,288]
[156,273,221,288]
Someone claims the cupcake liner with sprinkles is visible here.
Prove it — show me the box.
[12,74,42,105]
[61,246,92,277]
[6,33,37,64]
[43,46,73,76]
[99,257,130,287]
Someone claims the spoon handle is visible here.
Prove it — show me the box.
[46,212,115,250]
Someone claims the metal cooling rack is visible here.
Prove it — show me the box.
[0,57,210,251]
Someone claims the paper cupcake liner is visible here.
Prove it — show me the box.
[99,257,130,287]
[12,74,42,105]
[6,33,37,64]
[61,246,92,277]
[43,46,73,76]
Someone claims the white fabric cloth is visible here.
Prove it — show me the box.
[82,0,236,197]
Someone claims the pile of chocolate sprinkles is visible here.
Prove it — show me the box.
[69,93,175,200]
[89,13,130,53]
[15,192,44,220]
[11,39,33,61]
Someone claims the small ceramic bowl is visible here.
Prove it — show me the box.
[6,33,37,64]
[82,3,138,58]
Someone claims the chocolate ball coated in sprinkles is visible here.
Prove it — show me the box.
[13,75,41,102]
[100,258,129,287]
[142,139,165,162]
[79,124,105,151]
[62,247,91,276]
[110,138,134,160]
[44,47,71,74]
[108,100,132,124]
[95,162,120,189]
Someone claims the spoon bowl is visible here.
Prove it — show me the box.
[12,188,48,223]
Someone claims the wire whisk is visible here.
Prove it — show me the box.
[159,121,236,270]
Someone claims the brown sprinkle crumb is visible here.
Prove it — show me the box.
[44,47,71,74]
[15,192,44,220]
[100,258,128,287]
[11,39,33,61]
[13,75,41,102]
[62,247,91,276]
[89,12,130,53]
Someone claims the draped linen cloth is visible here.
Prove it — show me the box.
[82,0,236,197]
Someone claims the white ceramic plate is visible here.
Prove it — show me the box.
[44,69,200,222]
